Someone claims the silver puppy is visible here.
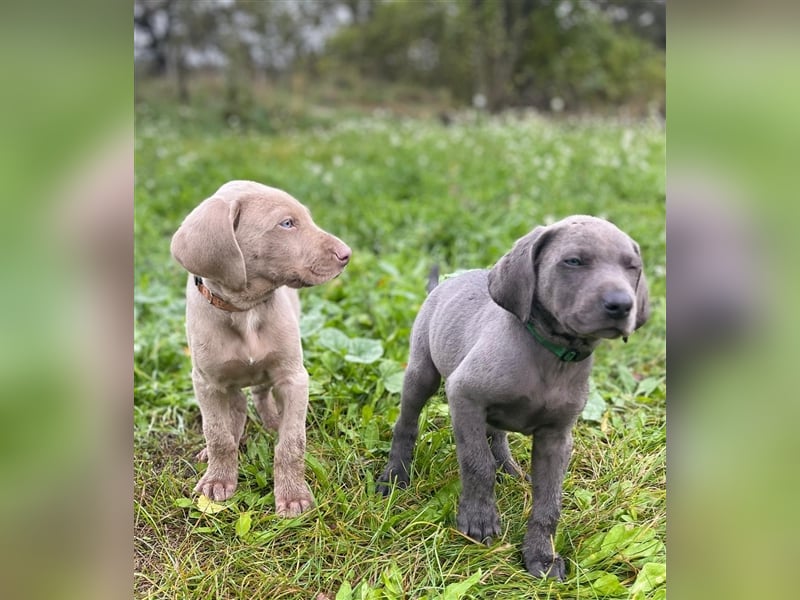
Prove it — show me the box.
[378,215,649,579]
[171,180,350,516]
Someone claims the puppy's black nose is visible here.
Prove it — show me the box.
[602,290,633,319]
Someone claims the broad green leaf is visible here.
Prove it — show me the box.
[235,511,252,538]
[383,370,405,394]
[173,497,193,508]
[441,569,482,600]
[315,328,384,364]
[617,365,638,394]
[582,381,606,422]
[580,524,655,567]
[362,420,380,451]
[600,524,641,553]
[620,537,664,563]
[354,582,373,600]
[629,562,666,597]
[573,488,593,510]
[590,572,627,596]
[379,360,406,393]
[300,311,326,339]
[316,327,351,353]
[381,564,404,599]
[634,376,662,398]
[193,526,215,533]
[308,378,325,396]
[196,494,228,514]
[335,581,353,600]
[345,337,384,364]
[361,404,374,422]
[580,530,608,556]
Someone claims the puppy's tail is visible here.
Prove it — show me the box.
[425,264,440,294]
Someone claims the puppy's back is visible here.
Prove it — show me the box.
[415,270,506,378]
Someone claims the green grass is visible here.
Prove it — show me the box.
[134,109,665,599]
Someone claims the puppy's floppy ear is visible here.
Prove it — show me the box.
[632,241,650,330]
[170,196,247,290]
[488,226,548,322]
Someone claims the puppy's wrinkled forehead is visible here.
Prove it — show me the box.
[556,215,628,240]
[216,180,302,208]
[547,216,638,258]
[215,180,312,228]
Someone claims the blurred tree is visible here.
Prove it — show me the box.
[342,0,376,25]
[133,0,170,76]
[133,0,220,104]
[515,1,665,112]
[325,0,472,96]
[468,0,537,112]
[134,0,664,115]
[323,0,663,113]
[597,0,666,49]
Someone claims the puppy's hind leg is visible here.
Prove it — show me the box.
[488,428,526,480]
[377,349,441,495]
[252,385,281,431]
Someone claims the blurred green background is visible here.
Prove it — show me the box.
[134,0,664,128]
[6,1,800,599]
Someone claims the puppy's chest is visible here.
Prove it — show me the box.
[484,385,588,434]
[195,313,296,385]
[238,312,274,365]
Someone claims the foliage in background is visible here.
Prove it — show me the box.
[134,103,665,598]
[327,0,664,113]
[134,0,665,117]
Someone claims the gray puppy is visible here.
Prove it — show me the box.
[377,215,649,579]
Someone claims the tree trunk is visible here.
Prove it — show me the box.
[175,47,190,105]
[471,0,535,112]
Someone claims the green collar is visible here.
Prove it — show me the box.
[525,320,593,362]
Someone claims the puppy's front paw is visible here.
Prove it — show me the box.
[524,553,566,581]
[376,464,409,496]
[457,504,501,545]
[194,471,237,501]
[275,487,314,517]
[195,447,208,462]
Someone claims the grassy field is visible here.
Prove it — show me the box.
[134,108,665,599]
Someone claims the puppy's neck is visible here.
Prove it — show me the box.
[526,307,599,359]
[199,277,280,312]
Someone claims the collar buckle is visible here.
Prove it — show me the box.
[193,276,246,312]
[560,349,579,362]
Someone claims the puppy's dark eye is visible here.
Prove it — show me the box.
[278,218,295,229]
[625,259,642,271]
[563,257,583,267]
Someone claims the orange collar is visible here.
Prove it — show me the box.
[194,276,246,312]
